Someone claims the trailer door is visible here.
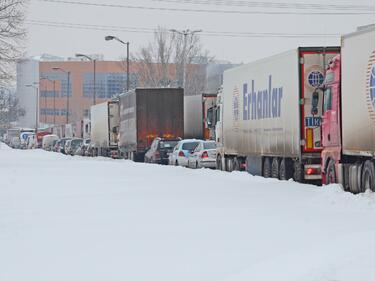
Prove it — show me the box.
[300,50,339,152]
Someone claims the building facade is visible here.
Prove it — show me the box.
[16,56,136,129]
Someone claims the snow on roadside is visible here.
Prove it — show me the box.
[1,148,375,281]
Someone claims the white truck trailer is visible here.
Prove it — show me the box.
[90,100,120,157]
[216,47,340,183]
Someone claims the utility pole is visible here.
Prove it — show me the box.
[52,67,71,124]
[169,29,202,89]
[53,80,56,125]
[76,53,97,105]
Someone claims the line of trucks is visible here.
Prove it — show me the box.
[211,24,375,193]
[3,25,375,193]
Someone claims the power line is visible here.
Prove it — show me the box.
[35,0,375,15]
[26,20,341,38]
[150,0,375,11]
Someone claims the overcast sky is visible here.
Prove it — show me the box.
[25,0,375,64]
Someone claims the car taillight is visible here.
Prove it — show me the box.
[306,168,318,175]
[178,151,185,157]
[155,151,160,157]
[201,151,209,158]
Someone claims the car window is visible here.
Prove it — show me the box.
[182,142,199,151]
[203,142,216,149]
[160,140,178,149]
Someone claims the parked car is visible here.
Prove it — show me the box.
[42,134,59,151]
[65,138,83,155]
[74,138,91,156]
[187,140,217,169]
[144,138,180,164]
[10,136,21,149]
[169,139,200,167]
[58,138,71,154]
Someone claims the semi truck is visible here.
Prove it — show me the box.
[215,47,340,183]
[90,100,120,157]
[119,88,184,162]
[320,25,375,193]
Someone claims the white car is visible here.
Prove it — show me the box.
[187,140,217,169]
[169,139,200,167]
[42,134,59,151]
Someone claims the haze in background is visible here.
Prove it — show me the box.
[26,0,375,63]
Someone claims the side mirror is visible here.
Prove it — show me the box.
[311,90,319,116]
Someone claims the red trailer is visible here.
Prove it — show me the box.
[119,88,184,162]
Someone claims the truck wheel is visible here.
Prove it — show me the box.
[233,157,240,171]
[196,161,199,169]
[263,157,271,178]
[293,161,304,183]
[271,157,280,179]
[349,163,362,194]
[226,158,233,172]
[280,158,293,180]
[217,155,222,170]
[361,160,375,192]
[175,160,178,166]
[326,159,336,184]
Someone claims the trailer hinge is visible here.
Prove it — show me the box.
[300,57,305,64]
[300,139,306,146]
[299,98,305,105]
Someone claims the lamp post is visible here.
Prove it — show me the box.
[25,83,39,132]
[52,67,71,124]
[76,53,96,105]
[40,77,54,125]
[169,29,202,89]
[105,35,130,92]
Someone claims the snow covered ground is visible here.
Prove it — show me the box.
[1,143,375,281]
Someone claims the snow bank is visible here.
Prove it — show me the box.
[1,148,375,281]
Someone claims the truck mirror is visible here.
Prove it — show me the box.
[311,90,319,115]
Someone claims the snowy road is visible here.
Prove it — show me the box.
[1,145,375,281]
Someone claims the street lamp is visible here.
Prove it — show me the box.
[76,53,96,105]
[40,77,57,126]
[105,35,130,92]
[169,29,202,89]
[25,83,39,131]
[52,67,71,124]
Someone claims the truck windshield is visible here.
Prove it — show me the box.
[323,87,332,113]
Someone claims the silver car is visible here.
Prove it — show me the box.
[187,140,217,169]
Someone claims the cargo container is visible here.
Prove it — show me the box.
[216,47,340,183]
[320,25,375,192]
[119,88,184,162]
[90,100,120,157]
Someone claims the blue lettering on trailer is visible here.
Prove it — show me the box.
[243,75,283,120]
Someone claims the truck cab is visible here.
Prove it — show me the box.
[321,55,342,184]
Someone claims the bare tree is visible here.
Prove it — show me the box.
[0,0,26,87]
[132,26,213,94]
[0,89,25,129]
